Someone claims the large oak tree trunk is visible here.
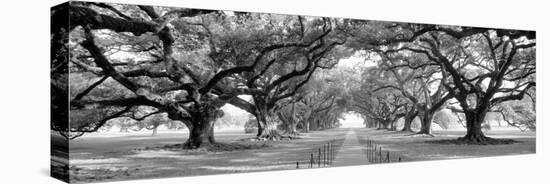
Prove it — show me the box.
[458,109,491,143]
[256,107,283,140]
[401,110,417,132]
[185,120,215,148]
[329,114,336,129]
[380,121,390,129]
[402,116,414,132]
[390,120,397,131]
[184,117,215,148]
[180,104,221,149]
[257,115,282,140]
[417,112,434,135]
[288,101,299,135]
[289,122,298,134]
[309,116,318,131]
[276,112,299,136]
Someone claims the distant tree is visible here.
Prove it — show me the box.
[354,85,407,130]
[495,93,535,131]
[357,24,535,143]
[225,17,347,139]
[432,109,458,130]
[244,114,258,134]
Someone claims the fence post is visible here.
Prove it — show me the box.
[327,141,330,165]
[367,141,370,161]
[372,145,377,163]
[329,142,332,164]
[367,140,371,161]
[326,142,329,165]
[326,143,328,165]
[398,157,402,162]
[370,142,373,162]
[324,144,327,166]
[328,142,331,165]
[331,140,334,164]
[366,141,369,160]
[387,151,390,163]
[297,161,299,169]
[327,142,330,165]
[317,148,321,167]
[333,140,335,162]
[379,147,382,163]
[310,153,313,168]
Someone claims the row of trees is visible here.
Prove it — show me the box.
[348,22,535,143]
[51,2,535,148]
[52,2,350,148]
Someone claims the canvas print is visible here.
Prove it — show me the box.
[51,1,536,183]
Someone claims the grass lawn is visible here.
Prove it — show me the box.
[68,128,347,183]
[354,128,536,163]
[66,127,535,183]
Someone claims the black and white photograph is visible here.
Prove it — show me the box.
[2,0,548,184]
[48,1,539,183]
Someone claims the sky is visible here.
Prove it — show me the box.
[338,112,365,128]
[336,52,377,69]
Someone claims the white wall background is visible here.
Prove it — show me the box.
[0,0,546,184]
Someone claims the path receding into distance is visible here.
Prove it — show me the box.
[332,128,370,166]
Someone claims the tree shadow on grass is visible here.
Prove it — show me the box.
[132,142,272,153]
[425,138,520,145]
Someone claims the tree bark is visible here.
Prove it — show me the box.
[289,101,298,134]
[417,112,434,135]
[184,117,215,148]
[401,110,417,132]
[254,104,284,140]
[276,112,299,136]
[458,109,490,143]
[402,116,414,132]
[308,116,318,131]
[181,104,220,149]
[379,120,390,129]
[289,122,298,134]
[256,115,282,139]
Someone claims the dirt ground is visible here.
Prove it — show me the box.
[67,127,535,183]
